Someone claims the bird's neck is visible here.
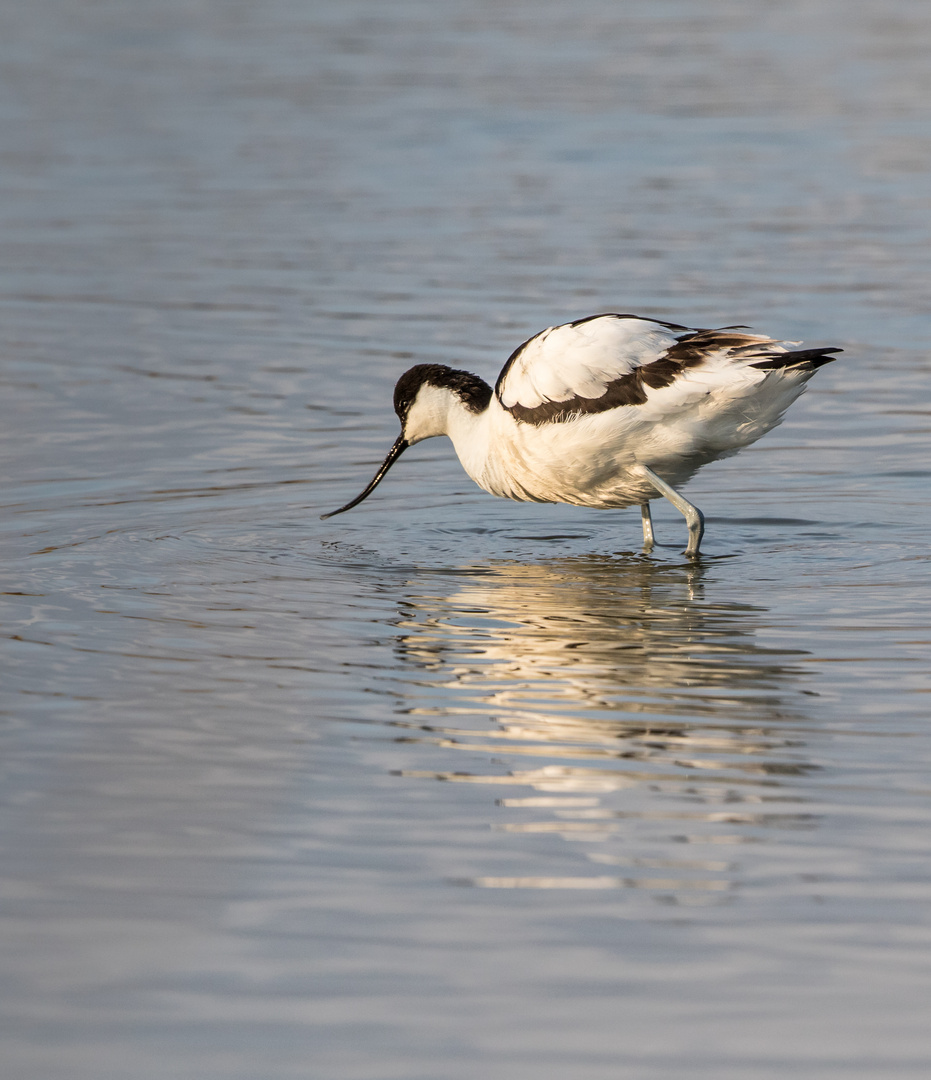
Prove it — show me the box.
[445,396,509,492]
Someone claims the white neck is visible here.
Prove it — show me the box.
[404,383,500,486]
[404,384,462,444]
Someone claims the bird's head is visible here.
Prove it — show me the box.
[321,364,491,519]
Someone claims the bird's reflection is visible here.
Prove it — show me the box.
[389,554,820,901]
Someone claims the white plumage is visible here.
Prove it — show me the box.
[497,317,677,407]
[322,313,840,556]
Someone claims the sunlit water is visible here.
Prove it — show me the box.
[2,1,931,1078]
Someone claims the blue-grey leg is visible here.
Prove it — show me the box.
[633,465,704,557]
[640,503,655,552]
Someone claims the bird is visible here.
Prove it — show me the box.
[322,313,840,556]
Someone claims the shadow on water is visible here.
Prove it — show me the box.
[385,553,822,899]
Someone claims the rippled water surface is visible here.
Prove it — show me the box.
[3,2,931,1077]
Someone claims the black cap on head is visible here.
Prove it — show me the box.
[393,364,492,419]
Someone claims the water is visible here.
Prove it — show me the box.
[2,1,931,1077]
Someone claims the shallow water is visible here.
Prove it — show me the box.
[2,1,931,1077]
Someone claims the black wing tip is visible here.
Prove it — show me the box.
[750,347,843,371]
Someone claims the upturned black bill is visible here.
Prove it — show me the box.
[320,435,409,519]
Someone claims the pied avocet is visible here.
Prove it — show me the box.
[322,313,840,556]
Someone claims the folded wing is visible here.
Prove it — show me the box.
[494,313,837,426]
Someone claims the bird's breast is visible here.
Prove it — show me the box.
[448,407,667,508]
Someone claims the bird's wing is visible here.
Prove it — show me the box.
[494,314,807,425]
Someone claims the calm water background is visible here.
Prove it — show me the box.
[2,1,931,1077]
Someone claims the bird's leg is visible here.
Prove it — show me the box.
[640,502,655,552]
[633,465,704,558]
